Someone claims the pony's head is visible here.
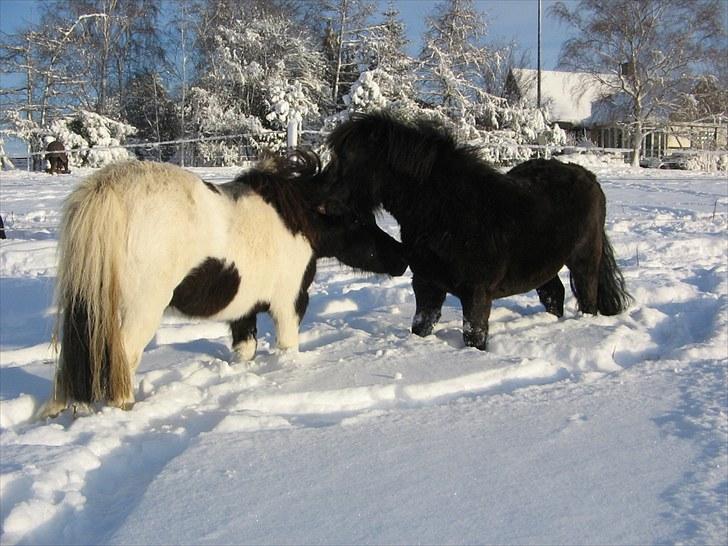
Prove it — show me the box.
[319,111,457,216]
[313,211,407,276]
[239,149,407,277]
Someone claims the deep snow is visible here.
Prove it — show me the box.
[0,163,726,545]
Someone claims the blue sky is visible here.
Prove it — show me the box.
[0,0,569,68]
[0,0,568,155]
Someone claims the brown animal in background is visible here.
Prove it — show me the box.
[46,140,70,174]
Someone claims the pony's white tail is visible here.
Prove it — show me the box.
[52,169,132,407]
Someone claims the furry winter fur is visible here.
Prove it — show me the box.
[321,111,631,350]
[42,153,406,417]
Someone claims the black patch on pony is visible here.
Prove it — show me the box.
[295,258,317,321]
[170,258,241,317]
[203,180,221,194]
[230,301,271,348]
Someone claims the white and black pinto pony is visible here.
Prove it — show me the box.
[42,152,406,416]
[319,112,631,350]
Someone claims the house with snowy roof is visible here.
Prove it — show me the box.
[505,68,727,160]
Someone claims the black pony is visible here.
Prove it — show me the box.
[320,112,631,350]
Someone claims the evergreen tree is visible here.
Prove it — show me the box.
[368,2,418,108]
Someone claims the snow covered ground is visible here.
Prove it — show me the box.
[0,163,726,545]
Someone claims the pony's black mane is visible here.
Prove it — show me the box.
[329,112,462,181]
[325,111,502,214]
[224,149,324,243]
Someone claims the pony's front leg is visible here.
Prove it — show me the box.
[230,311,257,361]
[411,274,447,337]
[271,304,301,353]
[460,284,492,350]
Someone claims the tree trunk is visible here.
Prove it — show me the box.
[631,119,642,168]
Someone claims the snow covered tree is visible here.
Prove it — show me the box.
[363,2,418,111]
[317,0,377,109]
[0,15,110,168]
[551,0,726,166]
[49,110,136,167]
[343,70,387,113]
[188,8,328,162]
[184,86,266,166]
[122,71,179,160]
[417,0,509,126]
[49,0,166,117]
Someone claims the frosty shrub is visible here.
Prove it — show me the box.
[556,150,630,168]
[683,152,728,172]
[49,111,136,168]
[344,71,388,113]
[186,87,278,165]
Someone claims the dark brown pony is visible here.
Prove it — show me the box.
[46,140,69,174]
[319,112,631,350]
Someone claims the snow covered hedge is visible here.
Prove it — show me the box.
[8,110,136,169]
[49,111,136,168]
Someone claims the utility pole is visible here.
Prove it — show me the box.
[537,0,542,109]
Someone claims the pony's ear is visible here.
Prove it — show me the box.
[288,148,321,178]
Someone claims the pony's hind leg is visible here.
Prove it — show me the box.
[116,303,167,409]
[567,250,601,315]
[411,274,447,337]
[536,276,565,317]
[459,283,492,350]
[230,311,258,361]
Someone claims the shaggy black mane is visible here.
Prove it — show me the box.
[324,111,505,215]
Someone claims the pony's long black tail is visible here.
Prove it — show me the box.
[597,232,632,316]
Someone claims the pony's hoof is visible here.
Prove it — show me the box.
[545,304,564,318]
[411,310,440,337]
[35,400,68,420]
[463,325,488,350]
[411,322,434,337]
[233,339,257,362]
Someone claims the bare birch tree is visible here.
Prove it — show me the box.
[551,0,725,166]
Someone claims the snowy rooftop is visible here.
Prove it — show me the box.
[509,68,615,126]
